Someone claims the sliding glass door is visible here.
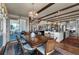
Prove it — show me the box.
[9,18,27,41]
[10,19,19,41]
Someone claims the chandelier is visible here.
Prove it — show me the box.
[28,3,38,18]
[29,11,38,18]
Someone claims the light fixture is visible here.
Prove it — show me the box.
[53,22,56,25]
[29,11,38,18]
[28,3,38,18]
[58,22,61,25]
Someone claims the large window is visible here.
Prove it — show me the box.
[10,20,20,34]
[0,18,3,47]
[60,18,79,38]
[10,18,26,41]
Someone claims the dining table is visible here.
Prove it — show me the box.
[25,35,48,48]
[24,34,57,55]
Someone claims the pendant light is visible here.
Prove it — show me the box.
[28,3,38,19]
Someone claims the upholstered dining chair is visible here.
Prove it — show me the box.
[16,35,36,55]
[37,44,46,55]
[37,39,56,55]
[20,35,28,45]
[16,35,25,54]
[20,32,30,45]
[22,43,36,54]
[15,32,28,45]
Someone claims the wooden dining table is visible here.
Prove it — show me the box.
[25,35,48,48]
[25,34,56,55]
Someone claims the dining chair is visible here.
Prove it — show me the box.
[45,39,56,55]
[20,32,30,44]
[20,35,28,45]
[22,43,36,54]
[16,35,25,54]
[16,33,28,45]
[37,44,46,55]
[37,39,56,55]
[16,35,36,55]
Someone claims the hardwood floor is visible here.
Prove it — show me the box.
[56,42,79,55]
[61,36,79,47]
[58,36,79,54]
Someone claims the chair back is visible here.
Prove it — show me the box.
[16,35,25,54]
[45,39,56,55]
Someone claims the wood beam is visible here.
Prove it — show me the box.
[49,14,79,22]
[39,3,79,19]
[31,3,55,23]
[43,9,79,20]
[37,3,55,13]
[51,13,79,20]
[54,16,79,22]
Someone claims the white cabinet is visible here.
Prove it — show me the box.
[50,32,54,38]
[54,32,64,42]
[44,31,64,42]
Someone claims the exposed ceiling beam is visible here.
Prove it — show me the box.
[39,3,79,19]
[48,13,79,22]
[37,3,55,13]
[61,16,79,22]
[48,13,79,21]
[43,9,79,20]
[31,3,55,23]
[53,16,79,22]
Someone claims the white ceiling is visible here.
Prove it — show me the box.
[42,5,79,19]
[38,3,76,17]
[5,3,79,21]
[5,3,48,17]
